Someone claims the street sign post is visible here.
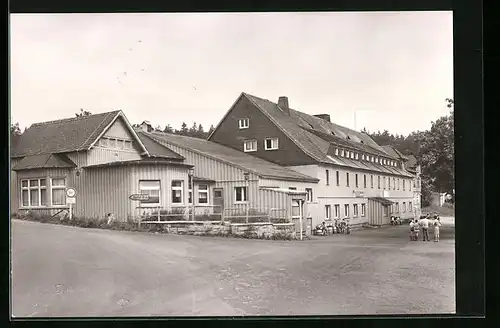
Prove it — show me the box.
[66,188,77,220]
[129,194,150,201]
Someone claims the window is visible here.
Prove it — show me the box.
[334,204,340,218]
[51,178,66,206]
[355,153,359,160]
[371,175,374,188]
[326,169,330,185]
[292,200,301,218]
[325,205,331,220]
[361,204,366,217]
[402,202,406,212]
[344,204,350,217]
[139,180,160,205]
[396,203,400,212]
[306,188,313,202]
[243,140,257,152]
[265,137,279,150]
[171,180,184,204]
[355,174,359,188]
[335,148,339,156]
[403,180,406,191]
[346,150,350,158]
[398,178,400,190]
[238,118,249,129]
[350,152,354,159]
[353,204,358,217]
[188,179,192,204]
[393,177,396,190]
[409,181,412,191]
[214,189,222,198]
[388,177,391,189]
[377,176,381,189]
[289,187,297,190]
[235,186,248,202]
[363,175,367,188]
[383,177,386,190]
[21,178,48,207]
[371,156,375,163]
[197,184,209,204]
[99,138,108,147]
[341,149,345,157]
[409,201,412,210]
[346,172,350,187]
[362,154,365,160]
[336,171,340,186]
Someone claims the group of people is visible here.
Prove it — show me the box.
[409,214,442,242]
[316,219,351,235]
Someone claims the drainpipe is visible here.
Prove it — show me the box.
[244,172,249,223]
[299,199,303,241]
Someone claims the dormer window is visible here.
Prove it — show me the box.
[350,152,354,159]
[360,140,364,144]
[355,153,359,160]
[239,118,249,129]
[243,140,257,152]
[362,154,365,160]
[376,157,379,163]
[341,149,345,157]
[264,137,279,150]
[335,148,339,156]
[371,156,375,163]
[346,136,351,140]
[346,150,350,158]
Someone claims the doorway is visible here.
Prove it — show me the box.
[213,188,224,217]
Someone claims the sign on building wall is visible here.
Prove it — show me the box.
[353,190,365,198]
[129,194,150,201]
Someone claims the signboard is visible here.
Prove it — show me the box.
[353,190,365,198]
[446,194,453,200]
[129,194,150,201]
[66,188,76,198]
[66,197,76,204]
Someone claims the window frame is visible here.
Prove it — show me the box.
[402,202,406,212]
[234,186,248,203]
[325,169,330,186]
[325,204,331,220]
[139,180,161,207]
[197,184,209,204]
[238,118,249,129]
[171,180,184,205]
[363,174,367,188]
[306,188,313,202]
[353,204,358,217]
[264,137,279,151]
[344,204,350,218]
[346,172,350,187]
[20,178,48,208]
[243,139,257,152]
[336,171,340,186]
[355,174,358,188]
[50,177,67,207]
[371,175,374,188]
[334,204,340,218]
[377,176,381,189]
[361,203,366,217]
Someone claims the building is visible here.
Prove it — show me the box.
[208,92,416,227]
[10,111,195,220]
[136,124,319,227]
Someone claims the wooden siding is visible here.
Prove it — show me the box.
[11,167,74,213]
[104,117,133,140]
[86,147,142,166]
[10,158,21,213]
[210,95,316,165]
[65,151,88,167]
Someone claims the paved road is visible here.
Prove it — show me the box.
[11,219,455,317]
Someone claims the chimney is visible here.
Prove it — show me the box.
[140,121,153,133]
[278,96,290,115]
[314,114,331,122]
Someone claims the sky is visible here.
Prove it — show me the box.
[10,11,453,136]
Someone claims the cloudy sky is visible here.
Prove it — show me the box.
[10,11,453,135]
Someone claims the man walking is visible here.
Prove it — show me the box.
[419,215,430,242]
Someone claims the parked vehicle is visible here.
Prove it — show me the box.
[314,222,327,236]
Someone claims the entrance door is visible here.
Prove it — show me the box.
[213,188,224,217]
[292,199,306,236]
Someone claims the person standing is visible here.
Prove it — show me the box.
[409,219,415,241]
[420,215,430,241]
[434,216,442,242]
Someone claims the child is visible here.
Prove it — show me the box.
[434,217,442,242]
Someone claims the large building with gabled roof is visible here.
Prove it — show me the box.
[208,92,419,226]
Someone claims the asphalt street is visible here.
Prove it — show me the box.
[11,219,455,317]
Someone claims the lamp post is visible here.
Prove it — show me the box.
[188,167,195,221]
[244,172,249,223]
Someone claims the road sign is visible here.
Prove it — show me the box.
[66,197,76,204]
[446,194,453,200]
[129,194,150,201]
[66,188,76,198]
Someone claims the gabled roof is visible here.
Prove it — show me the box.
[83,158,193,169]
[208,92,413,178]
[136,132,185,160]
[12,153,76,171]
[11,111,149,158]
[138,131,319,183]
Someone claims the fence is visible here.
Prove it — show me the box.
[223,207,288,224]
[138,205,222,223]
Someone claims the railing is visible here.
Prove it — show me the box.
[223,207,288,224]
[137,205,222,223]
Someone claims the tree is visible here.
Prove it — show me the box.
[178,122,188,136]
[207,125,215,138]
[11,122,22,148]
[163,124,174,134]
[75,108,92,117]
